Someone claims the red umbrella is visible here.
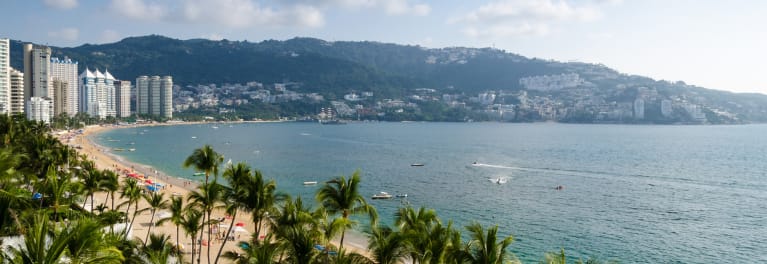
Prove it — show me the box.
[235,222,244,227]
[145,179,153,184]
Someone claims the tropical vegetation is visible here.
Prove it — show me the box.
[0,114,614,263]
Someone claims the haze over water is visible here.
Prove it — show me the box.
[95,122,767,263]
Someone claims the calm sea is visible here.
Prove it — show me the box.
[94,122,767,263]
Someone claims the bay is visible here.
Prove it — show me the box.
[94,122,767,263]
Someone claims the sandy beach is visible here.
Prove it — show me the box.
[66,122,371,263]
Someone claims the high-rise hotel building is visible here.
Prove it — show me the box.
[0,38,9,114]
[50,57,79,116]
[23,44,53,123]
[9,68,24,114]
[114,80,131,118]
[79,68,116,119]
[136,75,173,119]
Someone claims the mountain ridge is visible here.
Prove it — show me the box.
[8,35,767,123]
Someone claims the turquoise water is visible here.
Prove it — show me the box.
[95,122,767,263]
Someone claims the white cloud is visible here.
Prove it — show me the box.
[451,0,608,38]
[180,0,324,28]
[296,0,431,16]
[99,30,121,43]
[109,0,324,28]
[109,0,167,21]
[48,27,79,41]
[43,0,78,10]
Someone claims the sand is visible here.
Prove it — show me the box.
[66,123,372,263]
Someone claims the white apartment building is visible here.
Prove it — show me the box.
[79,68,116,119]
[136,75,173,118]
[114,80,131,118]
[0,38,9,114]
[23,44,53,111]
[27,97,51,123]
[9,68,24,114]
[50,57,79,116]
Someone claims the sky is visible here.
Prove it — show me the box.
[1,0,765,94]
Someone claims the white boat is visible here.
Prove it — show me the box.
[212,126,219,129]
[411,163,425,167]
[303,181,318,185]
[372,192,393,200]
[191,136,197,139]
[128,148,136,152]
[395,193,408,198]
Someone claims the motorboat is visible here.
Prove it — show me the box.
[411,163,425,167]
[303,181,318,185]
[395,194,408,198]
[128,148,136,152]
[371,192,393,200]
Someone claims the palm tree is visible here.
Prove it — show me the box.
[180,208,204,264]
[9,214,124,264]
[270,196,321,263]
[460,222,516,264]
[316,170,378,249]
[188,181,224,264]
[63,217,125,264]
[141,233,179,264]
[214,162,251,264]
[325,248,375,264]
[120,178,143,239]
[157,196,184,256]
[183,144,223,186]
[142,191,170,245]
[367,225,409,264]
[81,168,102,212]
[222,233,282,264]
[395,206,442,264]
[247,169,280,239]
[101,170,120,210]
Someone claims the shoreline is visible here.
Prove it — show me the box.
[67,121,373,262]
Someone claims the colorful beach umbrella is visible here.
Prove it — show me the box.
[235,222,244,227]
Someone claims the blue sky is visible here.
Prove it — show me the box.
[2,0,765,94]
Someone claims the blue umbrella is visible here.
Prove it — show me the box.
[146,185,158,192]
[32,192,42,200]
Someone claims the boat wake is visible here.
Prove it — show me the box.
[488,176,510,185]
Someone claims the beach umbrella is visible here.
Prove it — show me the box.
[32,193,42,200]
[157,211,172,219]
[146,185,158,192]
[145,179,153,184]
[233,226,249,233]
[235,222,244,227]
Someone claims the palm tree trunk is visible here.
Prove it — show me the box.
[91,193,95,212]
[176,224,180,259]
[340,228,346,249]
[198,213,205,264]
[214,209,237,264]
[207,209,212,264]
[191,234,196,264]
[111,191,115,211]
[127,202,140,239]
[144,210,155,245]
[104,192,110,209]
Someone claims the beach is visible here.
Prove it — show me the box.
[66,122,371,263]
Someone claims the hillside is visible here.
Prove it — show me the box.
[9,35,767,123]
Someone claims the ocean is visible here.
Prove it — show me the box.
[94,122,767,263]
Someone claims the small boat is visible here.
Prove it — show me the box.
[303,181,318,185]
[113,148,125,151]
[193,172,205,176]
[128,148,136,152]
[371,192,393,200]
[191,136,197,139]
[411,163,425,167]
[395,194,408,198]
[212,126,219,129]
